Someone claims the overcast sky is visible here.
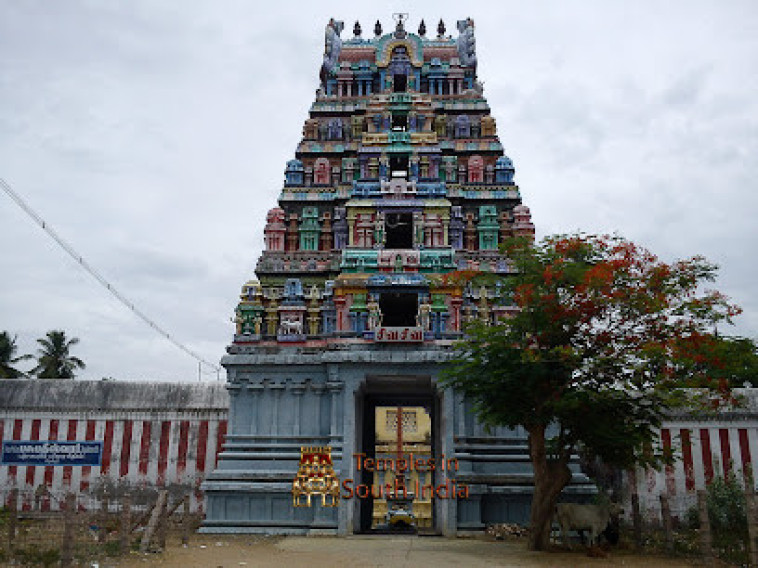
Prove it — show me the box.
[1,1,756,382]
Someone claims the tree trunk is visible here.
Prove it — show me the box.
[527,424,572,551]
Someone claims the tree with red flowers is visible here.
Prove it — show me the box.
[441,234,742,551]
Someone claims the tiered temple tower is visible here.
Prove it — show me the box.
[202,15,590,535]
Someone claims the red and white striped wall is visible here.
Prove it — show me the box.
[4,381,758,519]
[0,381,228,512]
[629,396,758,519]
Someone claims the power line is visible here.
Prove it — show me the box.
[0,177,222,374]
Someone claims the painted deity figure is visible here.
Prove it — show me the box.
[321,19,344,79]
[234,311,243,335]
[456,18,477,69]
[240,314,253,334]
[410,160,419,180]
[478,286,491,325]
[367,298,382,330]
[434,115,446,137]
[408,112,417,132]
[417,298,432,331]
[308,312,320,335]
[374,216,384,247]
[445,160,456,182]
[462,302,475,324]
[415,214,425,248]
[394,253,404,272]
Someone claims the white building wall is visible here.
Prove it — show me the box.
[629,389,758,520]
[0,381,229,512]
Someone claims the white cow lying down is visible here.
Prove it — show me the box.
[554,502,623,548]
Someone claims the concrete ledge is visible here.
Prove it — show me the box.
[200,482,293,492]
[199,526,336,535]
[223,345,453,367]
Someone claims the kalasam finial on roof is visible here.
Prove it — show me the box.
[393,13,408,37]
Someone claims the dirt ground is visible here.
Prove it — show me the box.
[110,534,706,568]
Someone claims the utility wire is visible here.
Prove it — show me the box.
[1,177,222,373]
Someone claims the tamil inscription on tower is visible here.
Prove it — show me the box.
[201,15,591,535]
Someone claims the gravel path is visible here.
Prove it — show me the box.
[112,534,704,568]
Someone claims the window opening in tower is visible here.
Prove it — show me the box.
[379,292,418,327]
[389,154,409,179]
[392,113,407,131]
[393,74,407,93]
[385,213,413,249]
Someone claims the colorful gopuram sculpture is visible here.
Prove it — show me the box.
[235,15,535,346]
[204,15,569,537]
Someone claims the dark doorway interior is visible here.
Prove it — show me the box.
[392,113,407,130]
[357,380,438,534]
[379,292,417,327]
[384,213,413,249]
[393,74,407,92]
[389,154,409,178]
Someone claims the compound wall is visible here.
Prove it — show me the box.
[0,380,228,511]
[629,389,758,521]
[3,379,757,524]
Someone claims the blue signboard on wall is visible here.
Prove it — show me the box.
[1,441,102,466]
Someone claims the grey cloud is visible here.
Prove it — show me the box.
[660,66,710,107]
[2,1,757,382]
[107,245,209,285]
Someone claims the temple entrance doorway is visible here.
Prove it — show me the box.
[354,376,440,535]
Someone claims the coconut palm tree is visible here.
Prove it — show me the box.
[31,330,86,379]
[0,331,32,378]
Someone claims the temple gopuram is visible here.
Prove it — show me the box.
[202,15,592,535]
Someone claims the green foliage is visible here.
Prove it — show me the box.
[441,234,742,549]
[31,330,85,379]
[708,336,758,388]
[685,504,700,530]
[0,331,32,378]
[12,546,60,567]
[686,474,749,564]
[442,234,740,469]
[103,539,123,556]
[706,475,748,537]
